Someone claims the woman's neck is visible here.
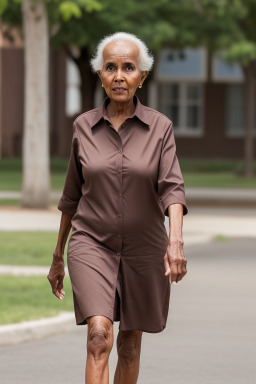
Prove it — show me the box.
[106,98,135,118]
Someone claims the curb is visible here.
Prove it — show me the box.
[0,311,76,346]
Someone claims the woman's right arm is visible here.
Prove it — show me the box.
[48,121,84,300]
[54,212,73,258]
[47,212,73,300]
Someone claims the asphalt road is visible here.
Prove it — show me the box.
[0,237,256,384]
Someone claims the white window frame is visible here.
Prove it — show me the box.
[157,82,204,137]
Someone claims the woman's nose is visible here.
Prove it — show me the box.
[114,68,124,82]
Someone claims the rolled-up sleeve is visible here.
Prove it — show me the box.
[57,121,84,216]
[157,122,188,217]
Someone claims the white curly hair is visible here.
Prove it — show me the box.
[90,31,154,73]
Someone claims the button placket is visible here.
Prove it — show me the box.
[116,139,124,254]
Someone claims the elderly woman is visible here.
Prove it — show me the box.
[47,31,188,384]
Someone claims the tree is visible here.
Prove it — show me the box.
[191,0,256,177]
[21,0,50,208]
[0,0,101,208]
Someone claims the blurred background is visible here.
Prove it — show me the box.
[0,1,255,383]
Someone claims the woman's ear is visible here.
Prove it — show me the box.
[140,70,149,85]
[97,70,102,82]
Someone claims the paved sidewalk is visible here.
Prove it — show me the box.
[1,238,256,383]
[186,186,256,203]
[0,191,61,200]
[1,186,256,205]
[0,205,256,237]
[0,265,69,276]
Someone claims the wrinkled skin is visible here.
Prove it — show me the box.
[164,240,187,285]
[47,252,66,300]
[47,212,72,300]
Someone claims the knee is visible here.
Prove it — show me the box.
[117,331,142,365]
[87,317,113,360]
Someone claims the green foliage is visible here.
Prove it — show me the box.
[58,0,102,21]
[220,42,256,66]
[2,0,256,67]
[0,0,8,15]
[59,1,83,21]
[191,0,256,66]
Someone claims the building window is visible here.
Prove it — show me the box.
[65,58,82,116]
[225,84,256,136]
[158,82,204,136]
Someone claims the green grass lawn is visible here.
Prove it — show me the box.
[183,172,256,188]
[0,158,68,191]
[180,158,256,188]
[0,231,73,325]
[0,275,74,325]
[0,157,256,191]
[0,200,60,207]
[0,231,63,266]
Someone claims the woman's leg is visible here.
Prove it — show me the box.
[85,315,114,384]
[114,329,143,384]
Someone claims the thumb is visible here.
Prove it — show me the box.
[163,253,170,276]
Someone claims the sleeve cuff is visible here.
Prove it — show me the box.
[57,194,79,216]
[160,194,188,217]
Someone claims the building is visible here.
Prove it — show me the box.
[0,27,255,159]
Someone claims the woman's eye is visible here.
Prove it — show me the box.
[126,65,133,71]
[106,64,115,71]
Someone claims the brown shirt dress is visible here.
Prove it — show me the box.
[58,94,188,333]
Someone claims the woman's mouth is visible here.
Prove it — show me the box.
[112,88,127,93]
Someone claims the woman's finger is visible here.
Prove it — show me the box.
[170,263,178,284]
[51,278,63,300]
[177,262,183,275]
[176,263,183,283]
[177,260,187,282]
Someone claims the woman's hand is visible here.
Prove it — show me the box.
[163,240,187,285]
[47,252,66,300]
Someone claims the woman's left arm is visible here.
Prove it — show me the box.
[157,121,188,284]
[163,203,187,285]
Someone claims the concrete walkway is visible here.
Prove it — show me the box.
[1,186,256,205]
[1,238,256,383]
[0,191,61,200]
[0,205,256,236]
[0,264,69,276]
[0,187,256,203]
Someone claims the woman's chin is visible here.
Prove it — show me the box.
[109,92,131,101]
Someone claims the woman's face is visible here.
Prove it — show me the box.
[97,40,148,103]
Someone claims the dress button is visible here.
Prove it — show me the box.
[117,213,122,218]
[116,252,121,256]
[118,149,123,153]
[117,168,122,173]
[117,192,122,197]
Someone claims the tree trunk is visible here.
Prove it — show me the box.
[74,47,98,111]
[243,62,256,178]
[21,0,50,208]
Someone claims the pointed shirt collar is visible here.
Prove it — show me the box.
[90,94,150,130]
